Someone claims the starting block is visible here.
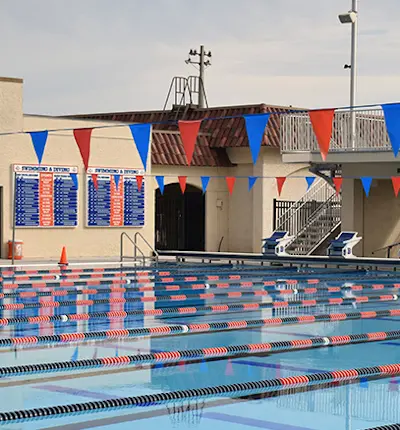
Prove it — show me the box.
[327,232,362,258]
[262,231,294,256]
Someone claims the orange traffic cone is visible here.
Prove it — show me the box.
[59,246,68,266]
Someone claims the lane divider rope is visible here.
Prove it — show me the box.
[2,305,400,347]
[1,363,400,423]
[2,329,400,378]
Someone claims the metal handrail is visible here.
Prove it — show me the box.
[134,232,159,265]
[372,241,400,258]
[120,232,146,265]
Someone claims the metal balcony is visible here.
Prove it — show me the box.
[280,107,394,163]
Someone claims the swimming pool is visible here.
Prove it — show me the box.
[0,262,399,429]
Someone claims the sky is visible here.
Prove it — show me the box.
[0,0,399,115]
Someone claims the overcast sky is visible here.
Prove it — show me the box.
[0,0,399,115]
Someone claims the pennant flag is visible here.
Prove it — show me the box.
[225,359,234,376]
[178,120,202,165]
[178,361,186,372]
[200,359,208,373]
[70,173,78,189]
[114,174,120,190]
[156,176,164,194]
[91,174,98,190]
[276,177,286,196]
[306,176,315,190]
[360,377,368,388]
[333,177,343,195]
[309,109,335,161]
[243,113,270,165]
[178,176,187,194]
[136,175,143,192]
[115,347,119,357]
[361,177,373,197]
[248,176,258,191]
[29,130,48,164]
[71,347,79,362]
[201,176,210,194]
[129,123,151,170]
[226,177,236,195]
[73,128,93,171]
[382,103,400,156]
[392,177,400,197]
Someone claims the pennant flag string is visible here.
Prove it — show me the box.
[382,103,400,157]
[114,174,120,190]
[155,176,165,195]
[276,177,286,196]
[248,176,258,191]
[333,177,343,195]
[244,113,270,165]
[361,177,373,197]
[201,176,210,193]
[226,177,236,195]
[309,109,335,161]
[305,176,315,190]
[136,175,144,193]
[129,123,151,170]
[178,120,202,165]
[73,128,93,171]
[178,176,187,194]
[91,174,99,191]
[29,131,48,164]
[392,177,400,197]
[70,173,78,190]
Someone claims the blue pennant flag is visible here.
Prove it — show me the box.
[382,103,400,156]
[114,174,120,190]
[360,377,368,388]
[361,177,373,197]
[70,173,78,189]
[129,123,151,170]
[29,131,48,164]
[244,114,270,165]
[306,176,315,190]
[156,176,164,194]
[115,346,119,357]
[71,347,79,362]
[248,176,258,191]
[201,176,210,194]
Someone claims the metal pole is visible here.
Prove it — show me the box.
[198,45,205,108]
[11,171,17,265]
[349,0,358,149]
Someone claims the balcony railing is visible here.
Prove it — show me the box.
[281,107,391,153]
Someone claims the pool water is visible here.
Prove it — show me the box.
[0,263,399,429]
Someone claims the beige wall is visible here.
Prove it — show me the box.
[0,79,154,259]
[342,163,400,257]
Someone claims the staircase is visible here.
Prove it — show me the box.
[274,178,341,255]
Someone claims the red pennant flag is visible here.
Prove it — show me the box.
[178,361,185,372]
[309,109,335,161]
[91,174,98,190]
[73,128,93,171]
[392,177,400,197]
[226,177,236,195]
[136,175,143,192]
[276,177,286,196]
[178,176,187,194]
[178,120,202,165]
[333,177,343,195]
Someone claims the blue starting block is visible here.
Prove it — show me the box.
[262,231,294,256]
[327,231,362,259]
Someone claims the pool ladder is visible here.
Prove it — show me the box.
[120,232,159,266]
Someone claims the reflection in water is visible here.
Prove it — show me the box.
[166,400,205,428]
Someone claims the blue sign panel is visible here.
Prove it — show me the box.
[86,167,145,227]
[13,165,78,228]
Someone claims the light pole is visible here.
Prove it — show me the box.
[339,0,358,150]
[185,46,212,108]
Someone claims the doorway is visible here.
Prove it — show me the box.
[155,183,205,251]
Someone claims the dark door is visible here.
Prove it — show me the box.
[155,183,205,251]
